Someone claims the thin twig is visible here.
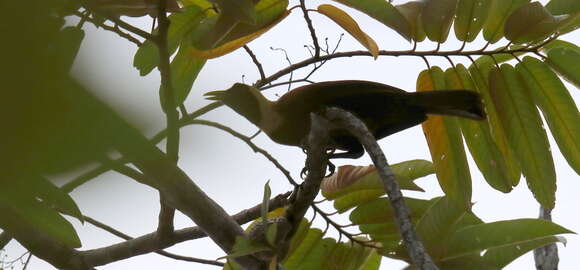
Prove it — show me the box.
[299,0,320,58]
[186,119,298,186]
[83,216,224,266]
[243,45,267,83]
[323,107,437,270]
[73,11,143,46]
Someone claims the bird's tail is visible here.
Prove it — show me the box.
[409,90,486,120]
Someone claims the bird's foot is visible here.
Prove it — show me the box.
[300,160,336,179]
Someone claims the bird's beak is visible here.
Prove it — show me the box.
[204,90,227,101]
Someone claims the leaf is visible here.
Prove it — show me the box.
[468,62,522,186]
[282,228,323,268]
[489,65,556,208]
[52,27,85,73]
[454,0,491,42]
[546,47,580,88]
[516,56,580,174]
[482,0,530,43]
[190,0,289,59]
[418,67,472,208]
[167,43,207,105]
[482,235,567,268]
[445,65,513,193]
[21,175,84,222]
[541,39,580,53]
[444,218,574,260]
[414,196,468,258]
[86,0,181,17]
[262,180,272,221]
[321,159,432,201]
[214,0,257,24]
[220,236,270,259]
[421,0,458,42]
[349,197,432,225]
[396,1,427,42]
[546,0,580,15]
[317,4,379,59]
[0,177,82,248]
[332,0,412,41]
[133,5,206,76]
[504,2,569,44]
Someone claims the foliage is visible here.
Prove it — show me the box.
[1,0,578,269]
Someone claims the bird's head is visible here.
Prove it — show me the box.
[204,83,265,126]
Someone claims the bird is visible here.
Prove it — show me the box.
[205,80,485,172]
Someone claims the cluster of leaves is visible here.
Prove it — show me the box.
[1,0,578,269]
[320,161,573,269]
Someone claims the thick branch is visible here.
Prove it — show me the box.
[80,192,290,266]
[0,207,92,270]
[323,107,438,270]
[282,113,329,245]
[534,207,559,270]
[154,0,179,239]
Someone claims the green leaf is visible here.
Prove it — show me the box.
[133,5,206,76]
[482,0,530,43]
[190,0,289,58]
[444,218,574,260]
[20,175,84,222]
[349,197,432,225]
[0,177,81,248]
[483,235,567,268]
[220,236,270,260]
[415,196,468,258]
[454,0,491,42]
[468,62,522,186]
[445,65,513,192]
[396,1,427,42]
[504,2,568,44]
[489,65,556,208]
[262,180,272,222]
[332,0,412,41]
[296,238,336,269]
[421,0,457,42]
[418,67,472,208]
[52,27,85,73]
[541,39,580,53]
[546,47,580,88]
[283,228,323,268]
[546,0,580,15]
[516,56,580,174]
[166,43,207,105]
[332,190,386,213]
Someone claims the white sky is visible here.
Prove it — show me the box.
[2,0,578,269]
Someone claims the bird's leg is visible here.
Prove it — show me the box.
[300,147,337,178]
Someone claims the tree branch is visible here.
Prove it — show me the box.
[82,216,224,267]
[299,0,320,58]
[80,192,291,267]
[154,0,179,240]
[534,207,559,270]
[281,113,330,252]
[323,107,438,270]
[243,45,267,83]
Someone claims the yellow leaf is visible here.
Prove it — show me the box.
[317,4,379,59]
[189,10,289,59]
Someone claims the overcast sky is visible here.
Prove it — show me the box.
[2,0,578,269]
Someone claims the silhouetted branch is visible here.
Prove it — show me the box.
[323,107,438,270]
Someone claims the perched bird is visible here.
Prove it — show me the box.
[206,80,485,160]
